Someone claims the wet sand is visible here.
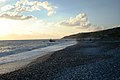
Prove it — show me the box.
[0,41,120,80]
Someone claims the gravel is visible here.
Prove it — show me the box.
[0,41,120,80]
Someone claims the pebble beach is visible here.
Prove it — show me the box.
[0,40,120,80]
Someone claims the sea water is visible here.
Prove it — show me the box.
[0,39,77,74]
[0,39,76,65]
[0,40,59,58]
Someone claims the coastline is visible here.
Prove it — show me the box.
[0,40,120,80]
[0,52,53,74]
[0,40,77,74]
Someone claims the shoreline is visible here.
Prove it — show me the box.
[0,40,120,80]
[0,52,53,74]
[0,40,77,74]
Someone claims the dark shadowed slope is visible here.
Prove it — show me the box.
[63,27,120,40]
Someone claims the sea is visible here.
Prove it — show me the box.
[0,39,76,74]
[0,39,76,65]
[0,40,60,58]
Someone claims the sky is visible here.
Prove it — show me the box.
[0,0,120,40]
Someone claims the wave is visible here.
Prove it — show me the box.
[0,41,77,65]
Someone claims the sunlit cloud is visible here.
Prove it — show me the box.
[58,13,104,31]
[87,25,104,31]
[59,13,91,27]
[0,1,112,40]
[1,5,14,11]
[14,0,56,16]
[0,12,35,20]
[0,0,56,20]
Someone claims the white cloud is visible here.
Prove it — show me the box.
[25,1,55,16]
[0,12,34,20]
[0,0,56,20]
[87,25,104,31]
[59,13,91,28]
[1,5,14,11]
[14,0,55,15]
[59,13,104,31]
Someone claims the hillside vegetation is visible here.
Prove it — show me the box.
[63,27,120,40]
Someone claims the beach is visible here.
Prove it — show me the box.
[0,40,120,80]
[0,0,119,79]
[0,40,77,74]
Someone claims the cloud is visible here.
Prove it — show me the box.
[1,5,14,11]
[0,0,56,20]
[59,13,91,27]
[0,0,7,8]
[14,0,56,15]
[87,25,104,31]
[0,12,34,20]
[59,13,104,31]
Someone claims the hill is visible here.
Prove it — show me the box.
[63,27,120,40]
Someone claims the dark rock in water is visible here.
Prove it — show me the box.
[49,39,55,42]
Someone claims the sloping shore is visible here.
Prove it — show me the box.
[0,40,77,74]
[0,41,120,80]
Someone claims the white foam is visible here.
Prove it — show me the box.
[0,41,77,74]
[0,41,77,64]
